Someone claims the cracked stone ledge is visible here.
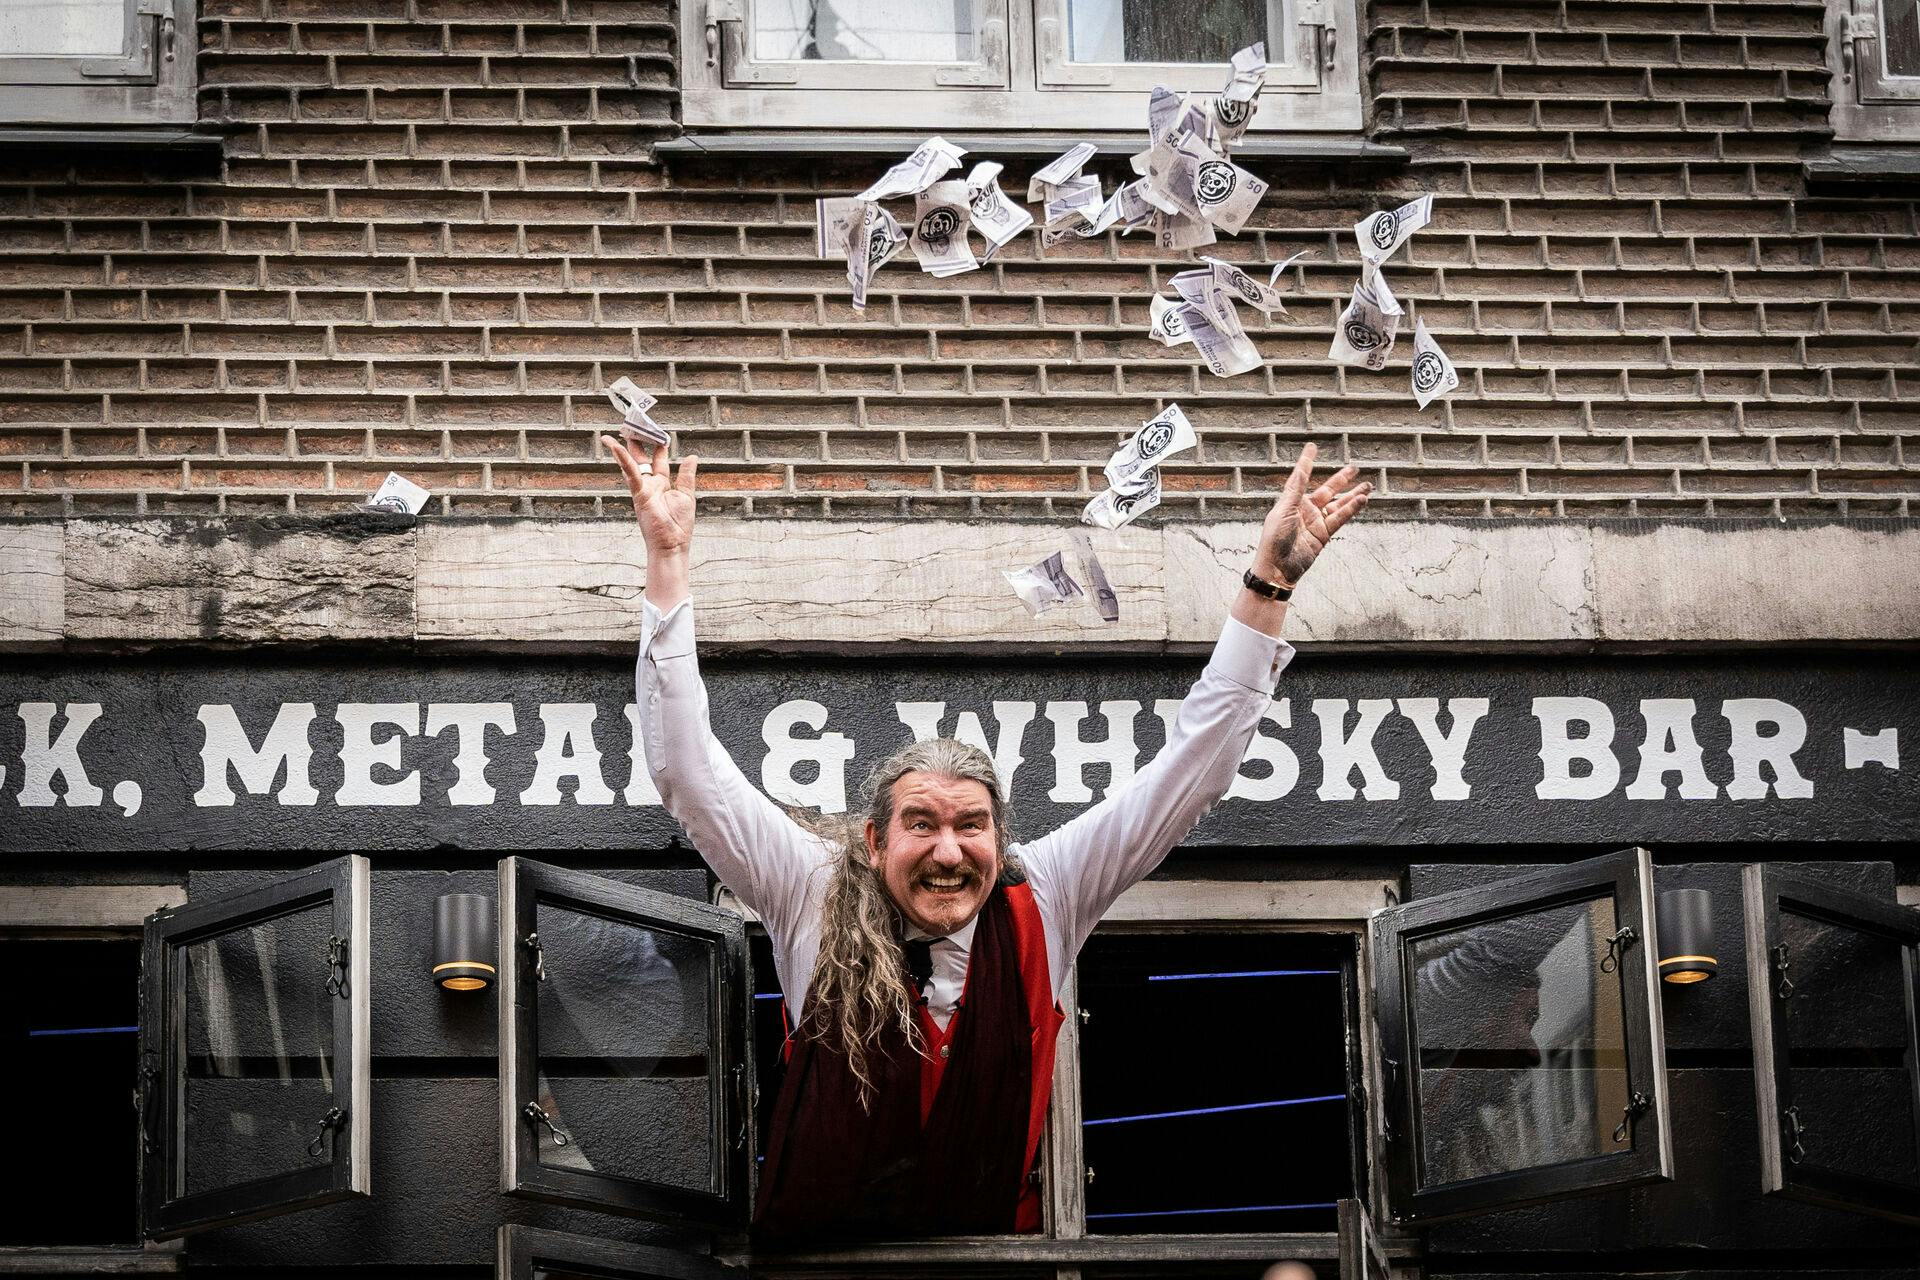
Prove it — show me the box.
[1,518,1915,653]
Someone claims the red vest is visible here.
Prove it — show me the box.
[766,882,1067,1235]
[911,883,1066,1232]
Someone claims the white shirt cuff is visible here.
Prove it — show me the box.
[1209,615,1294,694]
[640,597,695,660]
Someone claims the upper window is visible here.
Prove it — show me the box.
[1829,0,1920,141]
[0,0,195,127]
[682,0,1360,132]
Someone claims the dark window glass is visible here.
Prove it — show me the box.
[532,902,716,1195]
[1069,0,1268,63]
[1886,0,1920,76]
[1077,932,1354,1234]
[0,938,139,1245]
[1774,905,1920,1189]
[183,903,336,1197]
[1409,896,1633,1187]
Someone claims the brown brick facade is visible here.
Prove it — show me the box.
[1,0,1915,521]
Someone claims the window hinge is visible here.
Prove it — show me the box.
[708,0,798,83]
[325,934,351,998]
[1846,13,1878,39]
[525,1101,572,1147]
[1297,0,1335,75]
[1611,1091,1650,1144]
[306,1106,346,1157]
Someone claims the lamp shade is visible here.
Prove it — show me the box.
[431,893,497,991]
[1656,886,1716,984]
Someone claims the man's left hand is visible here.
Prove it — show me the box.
[1254,441,1371,587]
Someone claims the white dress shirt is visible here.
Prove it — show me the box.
[635,600,1292,1030]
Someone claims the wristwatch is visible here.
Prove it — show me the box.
[1242,567,1296,601]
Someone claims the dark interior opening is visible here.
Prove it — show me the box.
[1077,930,1355,1234]
[0,937,141,1245]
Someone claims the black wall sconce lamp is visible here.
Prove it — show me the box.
[432,893,497,992]
[1657,887,1716,985]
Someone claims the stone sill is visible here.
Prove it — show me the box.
[1,517,1915,655]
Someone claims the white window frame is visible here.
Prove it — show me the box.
[0,884,186,1275]
[0,0,195,126]
[1827,0,1920,141]
[682,0,1361,133]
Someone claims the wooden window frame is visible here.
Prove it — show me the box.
[139,856,372,1241]
[497,857,755,1233]
[1741,862,1920,1226]
[1370,847,1674,1225]
[0,884,186,1274]
[0,0,195,125]
[1826,0,1920,142]
[680,0,1361,133]
[716,875,1408,1277]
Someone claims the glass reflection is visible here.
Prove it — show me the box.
[1776,907,1920,1189]
[1411,897,1631,1186]
[1068,0,1269,64]
[533,902,715,1194]
[1886,0,1920,77]
[753,0,978,62]
[0,0,125,57]
[183,904,336,1196]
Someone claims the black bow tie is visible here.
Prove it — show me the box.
[902,938,935,997]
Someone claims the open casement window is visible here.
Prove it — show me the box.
[1742,864,1920,1226]
[683,0,1361,132]
[0,0,195,125]
[498,858,754,1232]
[1370,848,1673,1225]
[497,1225,739,1280]
[138,856,370,1240]
[1829,0,1920,140]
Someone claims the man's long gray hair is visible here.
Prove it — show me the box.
[799,737,1020,1108]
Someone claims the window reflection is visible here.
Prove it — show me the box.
[532,903,716,1195]
[1887,0,1920,77]
[1412,898,1631,1187]
[752,0,979,63]
[0,0,125,57]
[183,904,336,1196]
[1067,0,1270,64]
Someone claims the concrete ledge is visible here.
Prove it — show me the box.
[2,517,1916,653]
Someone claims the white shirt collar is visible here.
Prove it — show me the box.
[904,914,979,950]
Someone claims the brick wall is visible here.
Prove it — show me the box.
[0,0,1915,521]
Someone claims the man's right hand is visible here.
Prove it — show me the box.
[604,436,698,609]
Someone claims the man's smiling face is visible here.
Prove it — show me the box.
[866,770,999,937]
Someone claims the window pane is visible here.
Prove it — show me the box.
[1775,906,1920,1190]
[533,903,716,1195]
[1410,896,1632,1187]
[0,939,139,1244]
[1077,932,1353,1234]
[184,904,338,1197]
[752,0,978,62]
[1886,0,1920,77]
[0,0,126,57]
[1068,0,1269,64]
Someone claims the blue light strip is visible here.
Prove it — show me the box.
[753,993,783,1001]
[28,1025,138,1037]
[1087,1202,1338,1220]
[1145,969,1338,981]
[1084,1093,1345,1126]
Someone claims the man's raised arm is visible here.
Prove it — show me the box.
[606,436,829,942]
[1018,443,1370,974]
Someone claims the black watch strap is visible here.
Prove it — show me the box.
[1242,567,1295,601]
